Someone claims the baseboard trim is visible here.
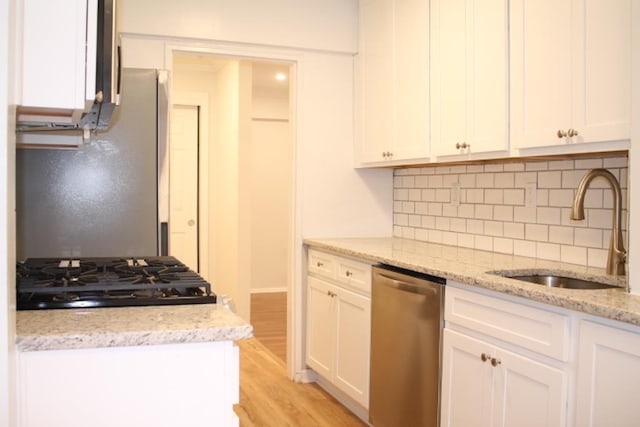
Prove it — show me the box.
[250,288,288,294]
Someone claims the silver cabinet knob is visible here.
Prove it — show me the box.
[188,219,195,226]
[316,261,324,267]
[491,357,502,367]
[481,353,490,362]
[568,128,579,137]
[557,129,568,138]
[345,270,353,277]
[381,151,393,159]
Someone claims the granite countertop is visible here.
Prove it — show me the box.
[304,237,640,327]
[16,303,253,352]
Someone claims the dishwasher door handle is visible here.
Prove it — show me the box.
[376,273,439,296]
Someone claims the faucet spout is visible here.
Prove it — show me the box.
[570,168,626,279]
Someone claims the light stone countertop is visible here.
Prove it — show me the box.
[304,237,640,327]
[16,303,253,352]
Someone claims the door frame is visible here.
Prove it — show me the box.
[170,92,210,281]
[165,41,300,381]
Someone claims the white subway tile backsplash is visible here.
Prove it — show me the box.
[561,245,587,266]
[525,223,549,242]
[588,209,613,229]
[575,158,603,169]
[538,171,562,188]
[393,155,628,270]
[514,207,537,223]
[485,221,504,237]
[537,242,561,261]
[514,240,536,257]
[475,235,494,251]
[494,205,514,222]
[549,226,574,245]
[504,222,525,239]
[422,188,436,202]
[415,175,429,188]
[548,189,574,207]
[504,189,525,205]
[476,173,495,188]
[504,162,525,172]
[536,207,562,225]
[574,228,603,248]
[494,238,514,254]
[587,248,608,269]
[429,175,444,188]
[475,205,493,220]
[458,233,475,248]
[485,189,504,205]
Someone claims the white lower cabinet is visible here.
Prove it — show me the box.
[442,283,569,427]
[306,275,371,408]
[575,319,640,427]
[442,329,566,427]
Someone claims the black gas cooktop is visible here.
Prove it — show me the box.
[16,256,217,310]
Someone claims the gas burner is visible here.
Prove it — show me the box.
[16,256,216,310]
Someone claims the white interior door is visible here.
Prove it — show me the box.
[169,104,199,271]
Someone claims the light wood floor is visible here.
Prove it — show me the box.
[250,292,287,362]
[235,292,366,426]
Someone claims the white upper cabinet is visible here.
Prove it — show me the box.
[510,0,631,152]
[19,0,96,122]
[431,0,509,160]
[355,0,430,166]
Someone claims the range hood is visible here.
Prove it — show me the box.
[16,0,120,138]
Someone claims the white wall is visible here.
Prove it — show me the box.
[250,93,292,293]
[118,0,358,54]
[1,0,17,424]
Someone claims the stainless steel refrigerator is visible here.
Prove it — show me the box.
[16,68,169,259]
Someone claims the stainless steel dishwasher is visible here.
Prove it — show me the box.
[370,265,445,427]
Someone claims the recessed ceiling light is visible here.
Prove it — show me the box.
[275,73,287,81]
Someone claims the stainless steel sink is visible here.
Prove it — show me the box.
[489,271,620,290]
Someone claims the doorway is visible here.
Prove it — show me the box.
[170,53,294,362]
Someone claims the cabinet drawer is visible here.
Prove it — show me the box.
[445,284,570,361]
[335,258,371,294]
[308,249,336,279]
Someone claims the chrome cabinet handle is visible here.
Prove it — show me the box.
[382,151,393,159]
[568,128,579,137]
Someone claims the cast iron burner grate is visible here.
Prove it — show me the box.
[16,256,217,310]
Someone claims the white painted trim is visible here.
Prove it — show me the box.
[163,41,303,381]
[171,91,211,282]
[629,2,640,295]
[250,288,288,294]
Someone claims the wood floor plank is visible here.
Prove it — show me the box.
[250,292,287,362]
[235,338,367,427]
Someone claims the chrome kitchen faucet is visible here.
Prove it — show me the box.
[570,169,627,281]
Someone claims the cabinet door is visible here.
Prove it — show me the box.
[511,0,631,150]
[356,0,394,164]
[510,0,573,149]
[575,320,640,427]
[441,329,494,427]
[494,346,567,427]
[393,0,430,162]
[21,0,89,110]
[333,287,371,408]
[572,0,631,144]
[431,0,508,158]
[305,277,336,379]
